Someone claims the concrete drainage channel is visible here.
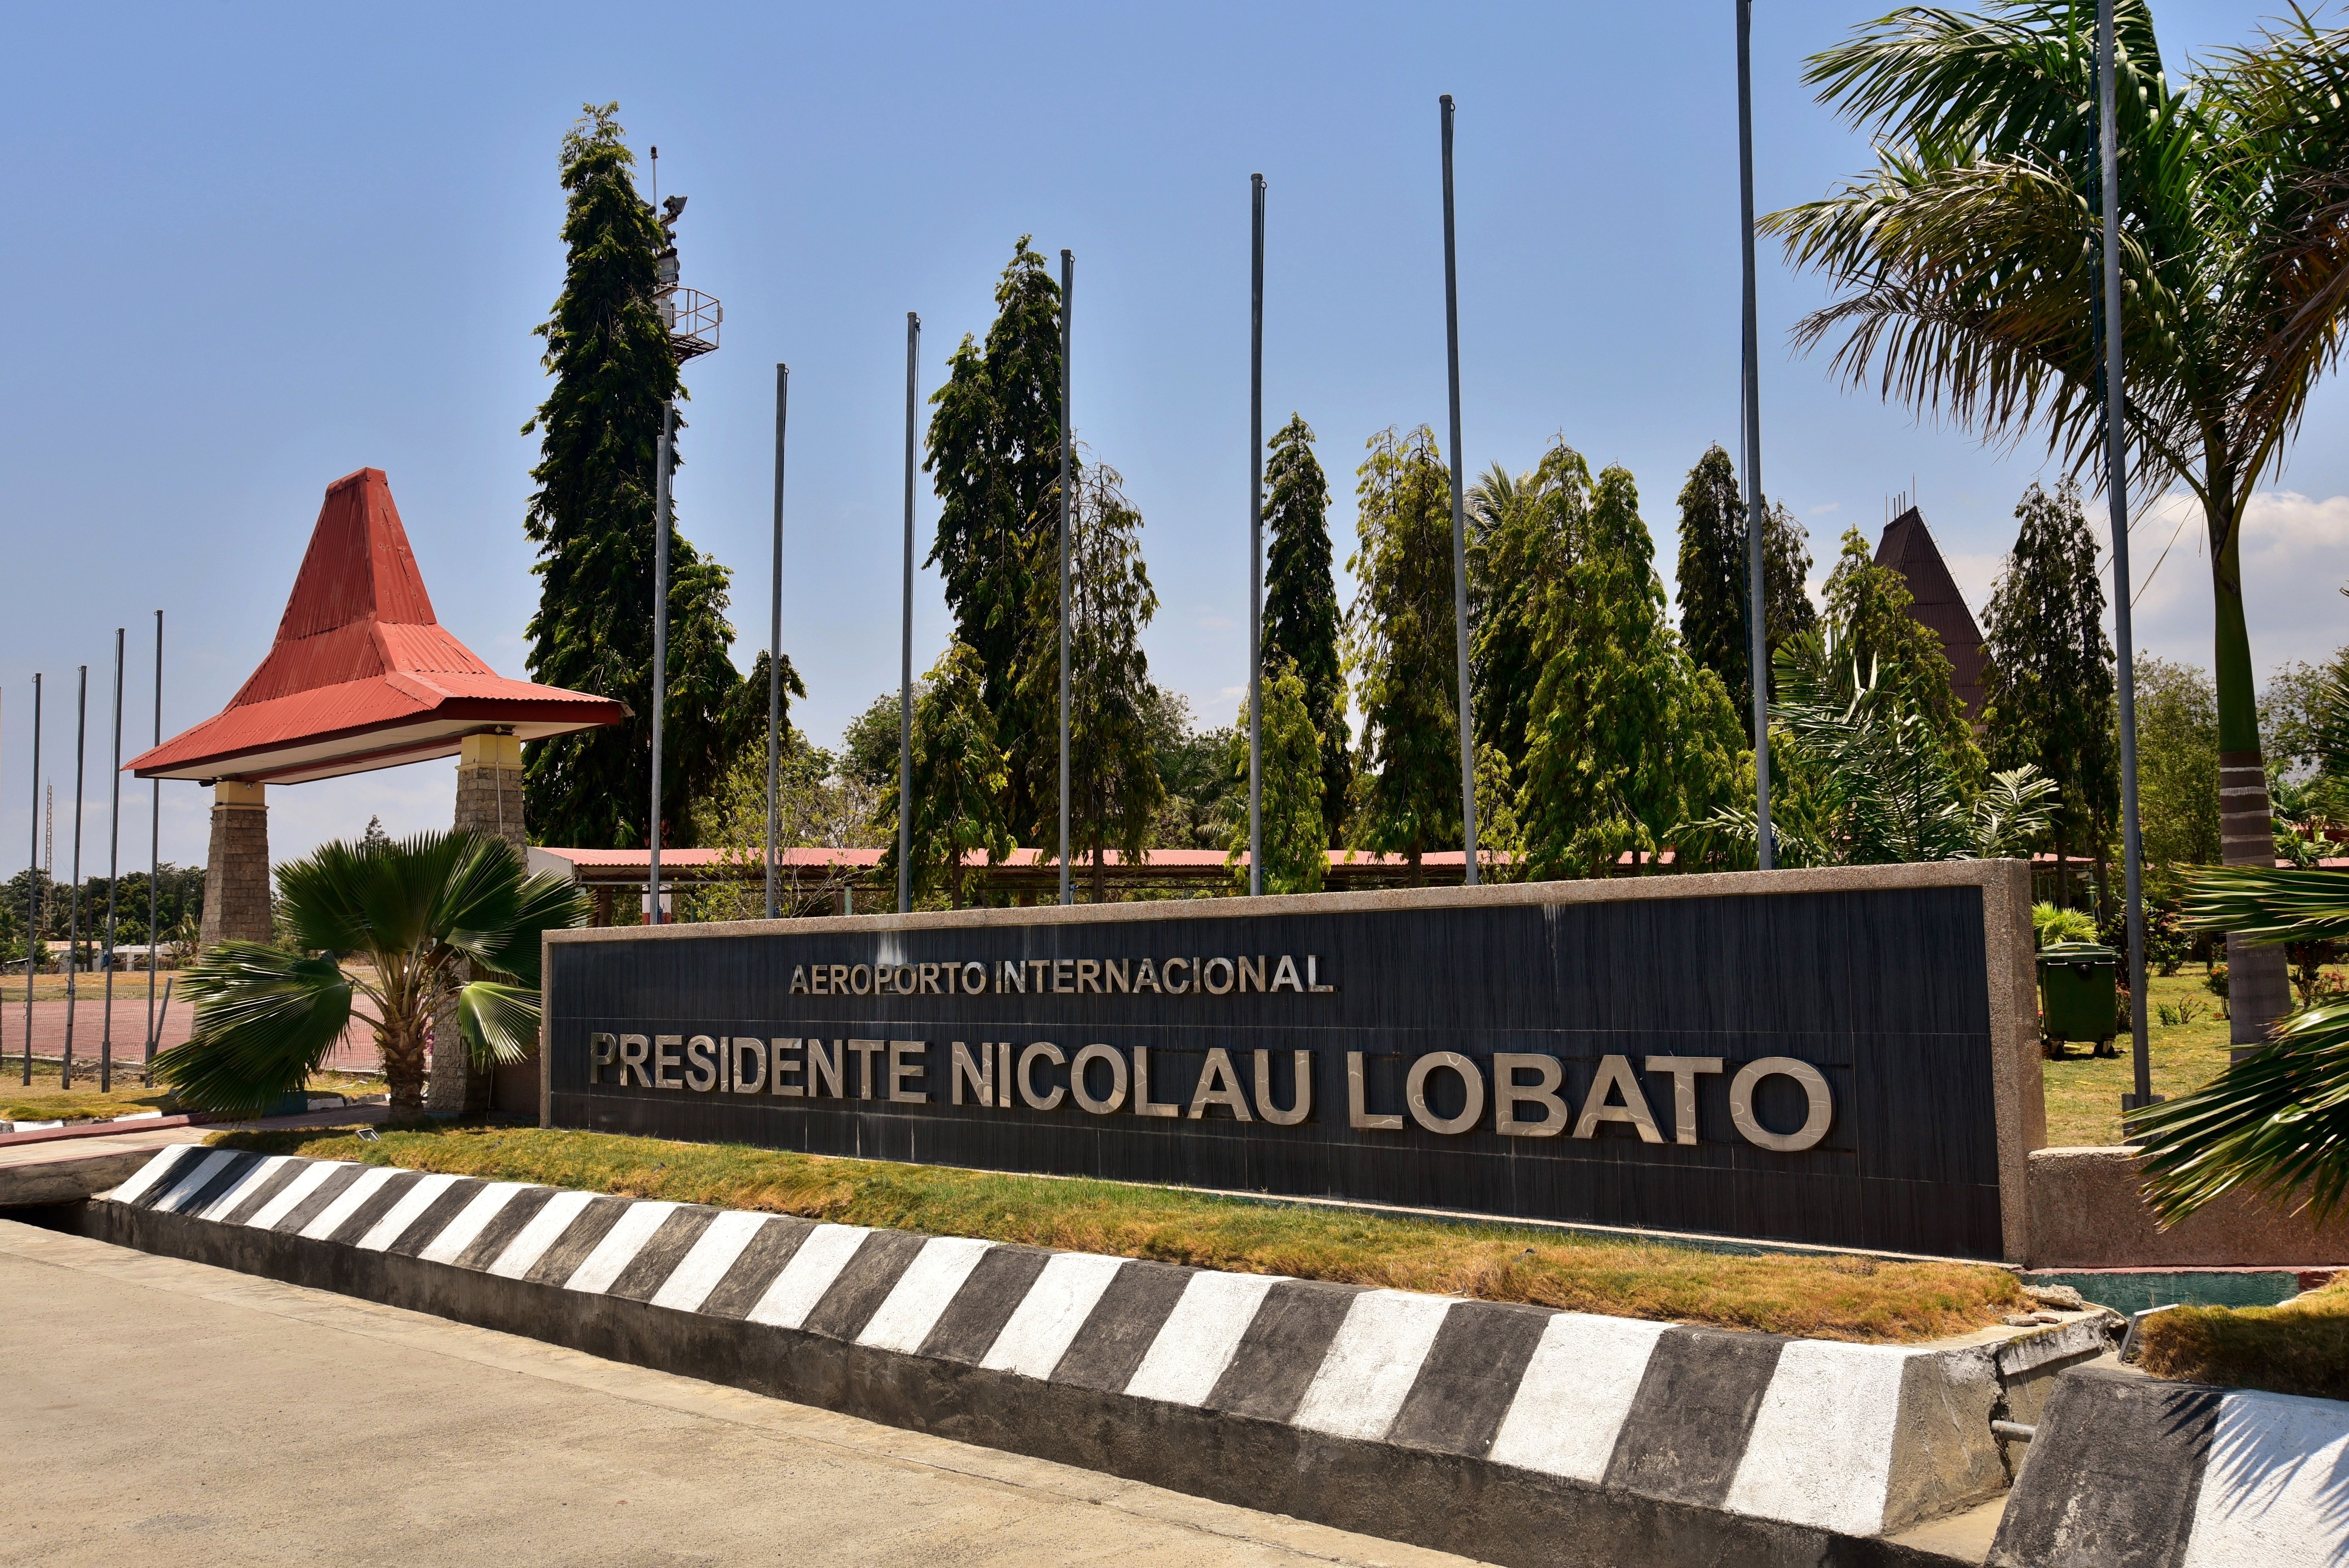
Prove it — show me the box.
[86,1145,2116,1568]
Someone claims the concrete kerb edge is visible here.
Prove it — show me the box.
[84,1145,2105,1564]
[539,860,2045,1265]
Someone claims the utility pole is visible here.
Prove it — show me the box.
[1439,96,1479,885]
[1248,176,1266,898]
[1059,252,1074,907]
[766,365,788,921]
[145,613,161,1066]
[63,667,86,1087]
[101,628,123,1092]
[19,673,37,1087]
[900,312,920,916]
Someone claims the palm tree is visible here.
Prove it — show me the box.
[1766,2,2349,1039]
[156,830,586,1115]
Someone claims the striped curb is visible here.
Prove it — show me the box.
[1990,1364,2349,1567]
[93,1146,2106,1567]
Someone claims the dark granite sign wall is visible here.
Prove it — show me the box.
[543,874,2024,1258]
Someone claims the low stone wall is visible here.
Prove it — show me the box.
[2026,1147,2349,1269]
[1989,1364,2349,1566]
[89,1144,2112,1568]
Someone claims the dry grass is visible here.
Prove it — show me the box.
[2137,1275,2349,1401]
[2,1065,381,1125]
[212,1122,2027,1343]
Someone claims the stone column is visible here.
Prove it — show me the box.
[199,782,272,945]
[429,734,528,1114]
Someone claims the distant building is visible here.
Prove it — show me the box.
[1876,505,1987,724]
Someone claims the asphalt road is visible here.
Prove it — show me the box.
[0,1218,1483,1568]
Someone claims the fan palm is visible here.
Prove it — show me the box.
[1767,2,2349,1038]
[156,830,586,1115]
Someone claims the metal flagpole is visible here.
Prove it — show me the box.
[1059,251,1074,907]
[1248,176,1266,898]
[2101,0,2153,1114]
[900,313,920,916]
[145,612,160,1067]
[1439,95,1479,886]
[767,364,788,921]
[100,628,123,1093]
[63,666,86,1087]
[649,401,674,925]
[19,673,36,1087]
[1736,0,1774,870]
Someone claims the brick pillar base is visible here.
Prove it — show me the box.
[199,782,272,945]
[431,735,529,1114]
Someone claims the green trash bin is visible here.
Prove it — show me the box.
[2038,942,2118,1056]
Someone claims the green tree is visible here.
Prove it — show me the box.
[925,238,1065,844]
[1517,464,1747,879]
[155,832,584,1114]
[877,643,1015,910]
[1468,441,1589,786]
[1144,690,1239,853]
[1222,658,1325,895]
[1672,443,1817,733]
[1821,528,1979,774]
[1769,2,2349,1040]
[520,104,744,850]
[2133,657,2223,883]
[1346,427,1464,879]
[680,724,881,923]
[1020,461,1165,901]
[1981,481,2118,904]
[1261,416,1349,845]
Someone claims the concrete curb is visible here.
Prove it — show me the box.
[88,1146,2108,1568]
[1989,1363,2349,1566]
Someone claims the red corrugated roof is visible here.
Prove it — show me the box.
[128,468,624,783]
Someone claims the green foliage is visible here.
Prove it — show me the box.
[677,728,882,923]
[1468,441,1589,787]
[155,831,586,1114]
[2133,656,2223,874]
[925,238,1066,845]
[1347,427,1464,873]
[1772,3,2349,878]
[2034,901,2100,947]
[1145,691,1239,853]
[1017,461,1165,900]
[1262,416,1349,845]
[520,104,745,850]
[1517,463,1746,879]
[1672,443,1817,734]
[2136,866,2349,1223]
[877,642,1015,910]
[1982,481,2117,885]
[1222,658,1325,895]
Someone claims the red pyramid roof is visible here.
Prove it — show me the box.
[128,468,623,784]
[1876,506,1988,724]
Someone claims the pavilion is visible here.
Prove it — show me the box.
[128,467,624,946]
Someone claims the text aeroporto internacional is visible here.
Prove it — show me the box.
[582,948,1837,1154]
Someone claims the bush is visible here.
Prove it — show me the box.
[2033,901,2099,948]
[2205,961,2229,999]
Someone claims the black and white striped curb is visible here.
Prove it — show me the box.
[1990,1364,2349,1567]
[100,1145,2105,1567]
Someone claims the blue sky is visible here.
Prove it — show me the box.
[3,1,2343,871]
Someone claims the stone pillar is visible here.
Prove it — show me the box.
[430,734,529,1114]
[199,782,272,945]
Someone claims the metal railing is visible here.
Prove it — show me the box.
[659,287,721,361]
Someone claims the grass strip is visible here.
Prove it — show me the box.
[2137,1275,2349,1400]
[212,1122,2025,1343]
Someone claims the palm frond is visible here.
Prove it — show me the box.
[429,834,528,967]
[155,943,357,1115]
[476,871,591,986]
[2184,866,2349,943]
[2133,997,2349,1224]
[454,981,543,1067]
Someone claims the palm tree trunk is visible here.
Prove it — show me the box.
[2209,500,2292,1055]
[378,1018,427,1112]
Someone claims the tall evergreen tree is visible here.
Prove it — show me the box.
[1821,527,1980,777]
[520,104,744,849]
[1981,481,2118,903]
[1346,426,1464,878]
[1673,443,1817,734]
[876,642,1014,910]
[925,238,1065,844]
[1469,440,1591,784]
[1519,465,1746,878]
[1260,416,1349,845]
[1019,460,1165,900]
[1223,658,1326,895]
